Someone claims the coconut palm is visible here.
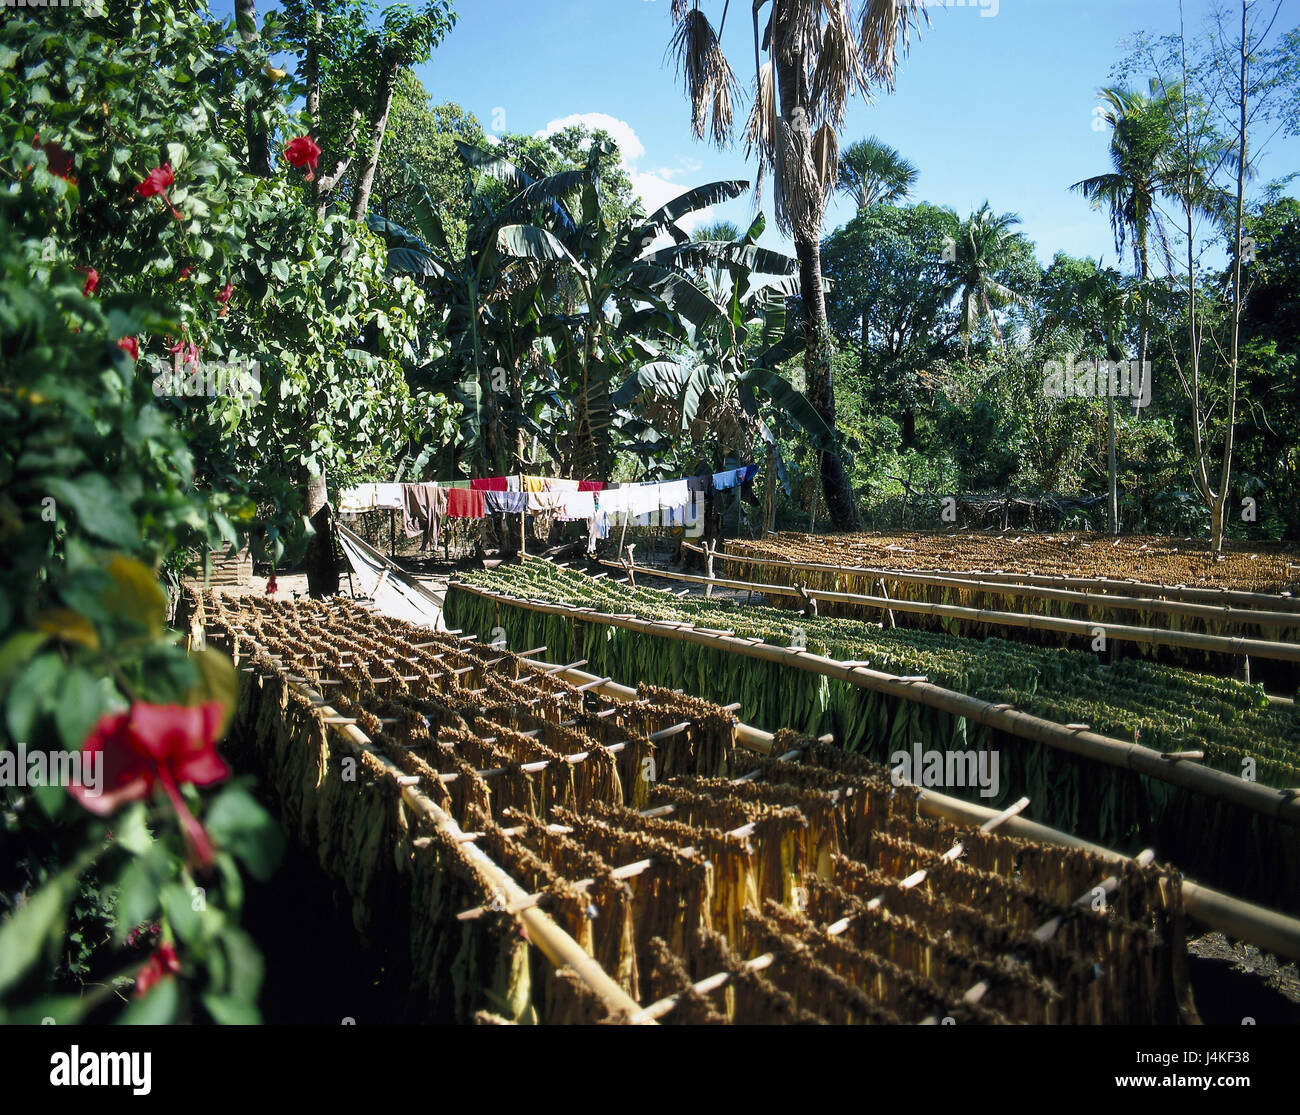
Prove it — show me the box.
[1070,86,1178,284]
[950,202,1031,355]
[665,0,929,531]
[836,136,917,212]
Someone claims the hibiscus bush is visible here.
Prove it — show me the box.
[1,0,453,569]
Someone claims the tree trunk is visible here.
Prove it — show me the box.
[234,0,271,177]
[1106,389,1118,534]
[795,235,857,530]
[349,55,401,222]
[303,471,339,598]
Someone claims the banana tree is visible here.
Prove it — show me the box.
[494,172,750,477]
[368,141,595,475]
[610,215,833,495]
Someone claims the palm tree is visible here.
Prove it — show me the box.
[1069,83,1187,435]
[950,202,1030,355]
[837,136,917,212]
[666,0,929,531]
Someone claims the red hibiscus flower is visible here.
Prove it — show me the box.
[216,282,233,304]
[135,942,182,999]
[180,266,191,282]
[81,268,99,297]
[117,336,139,361]
[69,702,230,869]
[136,163,174,198]
[136,163,183,219]
[284,136,321,182]
[265,573,278,595]
[168,338,200,367]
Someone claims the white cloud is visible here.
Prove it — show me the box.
[536,113,716,233]
[536,112,645,162]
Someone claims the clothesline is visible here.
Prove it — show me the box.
[338,466,758,540]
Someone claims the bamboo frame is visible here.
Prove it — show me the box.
[450,582,1300,827]
[216,629,647,1022]
[685,543,1300,626]
[708,543,1300,611]
[541,659,1300,963]
[602,558,1300,662]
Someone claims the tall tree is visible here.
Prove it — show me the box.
[836,135,917,212]
[276,0,456,595]
[1070,83,1181,432]
[950,202,1031,355]
[666,0,929,531]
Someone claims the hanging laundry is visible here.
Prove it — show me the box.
[522,476,549,492]
[711,465,757,491]
[526,489,566,513]
[338,483,405,514]
[547,478,580,491]
[445,487,487,519]
[557,490,596,521]
[485,490,527,514]
[578,480,606,492]
[402,483,446,550]
[471,477,510,492]
[656,479,690,512]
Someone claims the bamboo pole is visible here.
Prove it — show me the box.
[716,542,1300,611]
[688,543,1300,625]
[537,656,1300,962]
[449,582,1300,827]
[603,558,1300,663]
[268,672,648,1021]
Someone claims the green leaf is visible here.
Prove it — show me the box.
[187,647,237,735]
[202,992,260,1025]
[119,975,179,1025]
[0,867,75,995]
[102,554,168,637]
[43,474,138,549]
[5,652,64,743]
[113,847,167,944]
[114,802,154,856]
[0,631,50,688]
[54,666,105,751]
[204,785,283,882]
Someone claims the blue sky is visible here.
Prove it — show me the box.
[412,0,1298,268]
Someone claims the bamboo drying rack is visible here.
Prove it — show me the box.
[608,556,1300,663]
[450,581,1300,828]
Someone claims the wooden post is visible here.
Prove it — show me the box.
[518,474,526,558]
[705,542,715,600]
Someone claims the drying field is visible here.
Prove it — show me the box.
[703,533,1300,678]
[447,562,1300,911]
[732,532,1300,594]
[196,590,1200,1025]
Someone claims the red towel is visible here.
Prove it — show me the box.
[470,477,509,491]
[445,487,486,519]
[578,480,606,491]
